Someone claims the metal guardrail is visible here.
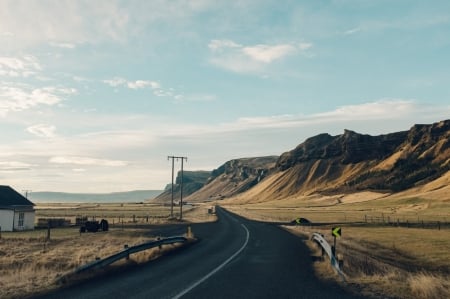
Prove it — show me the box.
[60,236,187,281]
[311,233,345,281]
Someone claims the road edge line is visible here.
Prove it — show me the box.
[172,223,250,299]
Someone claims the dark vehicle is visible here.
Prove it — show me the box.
[79,219,109,233]
[291,217,311,225]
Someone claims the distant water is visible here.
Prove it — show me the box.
[29,190,163,203]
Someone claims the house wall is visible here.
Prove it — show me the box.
[13,210,35,231]
[0,209,14,231]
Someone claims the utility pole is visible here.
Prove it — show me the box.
[167,156,176,218]
[167,156,188,220]
[179,156,187,220]
[23,190,32,199]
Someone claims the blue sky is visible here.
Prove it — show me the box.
[1,0,449,193]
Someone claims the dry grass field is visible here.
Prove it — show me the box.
[0,204,215,299]
[224,194,450,299]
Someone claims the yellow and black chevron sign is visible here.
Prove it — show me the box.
[332,227,341,238]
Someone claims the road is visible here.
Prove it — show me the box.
[36,207,363,299]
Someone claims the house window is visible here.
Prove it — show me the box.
[18,212,25,227]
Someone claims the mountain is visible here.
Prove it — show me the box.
[153,156,278,203]
[185,119,450,203]
[152,171,212,203]
[241,119,450,201]
[30,190,163,203]
[185,156,278,201]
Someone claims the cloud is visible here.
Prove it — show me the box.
[0,161,34,171]
[26,124,57,138]
[242,44,297,63]
[208,39,312,74]
[103,77,160,90]
[49,42,76,49]
[103,77,127,87]
[211,99,422,131]
[49,156,128,167]
[0,85,76,116]
[127,80,160,89]
[343,27,362,35]
[0,55,41,77]
[102,76,185,100]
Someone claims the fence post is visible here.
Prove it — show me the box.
[47,220,51,241]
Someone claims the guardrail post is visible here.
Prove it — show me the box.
[124,244,129,260]
[311,233,345,282]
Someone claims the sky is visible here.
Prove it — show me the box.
[1,0,449,193]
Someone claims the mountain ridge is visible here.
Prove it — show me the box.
[180,119,450,203]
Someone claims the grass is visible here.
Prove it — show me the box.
[0,204,215,299]
[224,196,450,299]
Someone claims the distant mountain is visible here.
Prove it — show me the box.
[152,171,211,203]
[29,190,163,203]
[154,156,279,203]
[186,156,278,201]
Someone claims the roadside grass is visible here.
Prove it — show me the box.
[223,195,450,224]
[287,226,450,299]
[225,198,450,299]
[0,227,153,298]
[0,204,211,299]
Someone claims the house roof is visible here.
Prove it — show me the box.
[0,185,35,207]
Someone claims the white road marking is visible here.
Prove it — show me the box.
[172,223,250,299]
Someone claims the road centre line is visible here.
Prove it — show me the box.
[172,223,250,299]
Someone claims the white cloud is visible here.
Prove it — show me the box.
[0,55,41,77]
[208,39,312,74]
[0,161,34,171]
[103,77,160,90]
[0,0,214,50]
[186,99,428,134]
[315,99,417,120]
[127,80,160,89]
[102,76,185,100]
[242,44,297,63]
[208,39,242,50]
[49,156,128,167]
[103,77,127,87]
[26,124,57,138]
[50,42,76,49]
[0,85,76,116]
[343,27,362,35]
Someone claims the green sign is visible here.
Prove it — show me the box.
[332,227,341,238]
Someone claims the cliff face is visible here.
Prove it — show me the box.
[185,156,278,201]
[153,170,211,203]
[271,120,450,197]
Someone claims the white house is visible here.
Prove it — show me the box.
[0,185,35,231]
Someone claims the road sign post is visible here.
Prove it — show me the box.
[331,227,341,255]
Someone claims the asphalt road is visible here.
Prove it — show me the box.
[36,207,363,299]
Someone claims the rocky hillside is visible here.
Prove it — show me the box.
[244,119,450,200]
[185,156,278,201]
[152,170,211,203]
[156,120,450,203]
